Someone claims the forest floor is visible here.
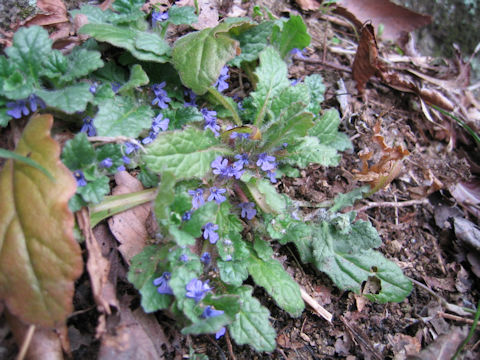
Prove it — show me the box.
[1,1,480,359]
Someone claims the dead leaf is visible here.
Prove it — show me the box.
[389,333,421,359]
[295,0,322,11]
[77,208,119,315]
[190,0,219,30]
[407,327,467,360]
[0,114,83,328]
[453,217,480,251]
[449,180,480,219]
[335,0,431,42]
[108,172,150,264]
[25,0,68,27]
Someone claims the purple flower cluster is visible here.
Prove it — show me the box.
[80,116,96,136]
[256,153,277,183]
[214,66,229,92]
[151,82,171,109]
[207,186,227,204]
[184,89,197,107]
[230,132,250,140]
[202,108,220,137]
[6,95,46,119]
[152,10,169,27]
[185,278,212,302]
[99,157,113,169]
[211,156,243,179]
[290,47,306,59]
[124,142,140,155]
[188,188,205,209]
[153,272,174,295]
[142,113,169,144]
[203,222,219,244]
[73,170,87,187]
[239,202,256,220]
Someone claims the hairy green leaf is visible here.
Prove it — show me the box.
[272,15,310,58]
[285,136,341,168]
[0,114,82,327]
[330,186,370,213]
[77,176,110,204]
[94,96,153,137]
[165,106,204,129]
[182,201,217,238]
[304,74,325,115]
[229,21,275,67]
[244,177,287,214]
[143,127,231,179]
[36,83,93,113]
[182,313,230,335]
[270,84,310,121]
[61,133,96,171]
[168,5,198,25]
[218,260,248,286]
[119,64,149,94]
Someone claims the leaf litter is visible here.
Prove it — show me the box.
[0,0,480,359]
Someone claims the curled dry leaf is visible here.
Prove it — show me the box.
[335,0,431,42]
[294,0,322,11]
[0,114,83,328]
[108,171,150,264]
[353,120,410,189]
[25,0,68,27]
[407,326,467,360]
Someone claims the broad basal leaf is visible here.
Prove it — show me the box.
[247,253,304,317]
[172,22,250,94]
[244,176,287,214]
[63,48,104,83]
[217,259,248,287]
[304,74,325,115]
[0,114,82,327]
[272,15,311,58]
[229,286,276,352]
[285,136,341,168]
[229,21,275,67]
[36,83,93,113]
[270,84,310,121]
[250,46,290,125]
[168,5,198,25]
[94,96,153,137]
[329,185,370,213]
[143,127,231,179]
[61,133,96,171]
[118,64,149,94]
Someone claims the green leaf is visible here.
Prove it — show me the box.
[244,176,287,214]
[77,176,110,204]
[127,245,172,312]
[330,186,370,213]
[137,165,159,188]
[0,109,10,127]
[119,64,149,94]
[253,237,273,260]
[247,253,304,317]
[1,70,34,99]
[217,260,248,286]
[169,226,196,246]
[169,267,199,320]
[182,201,217,238]
[143,127,231,179]
[229,21,275,67]
[61,133,96,170]
[41,50,68,80]
[312,221,412,303]
[79,24,169,63]
[6,26,52,81]
[94,96,153,137]
[272,15,311,58]
[270,84,310,120]
[95,143,125,171]
[215,201,243,237]
[168,5,198,25]
[304,74,325,115]
[182,314,230,335]
[0,114,82,327]
[112,0,145,14]
[165,106,204,129]
[250,47,290,125]
[154,172,176,223]
[63,48,104,83]
[0,148,54,181]
[285,136,341,168]
[36,83,93,113]
[71,5,110,24]
[310,108,342,144]
[172,22,249,94]
[203,294,241,318]
[229,286,276,352]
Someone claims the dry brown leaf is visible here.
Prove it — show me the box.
[77,209,118,315]
[335,0,431,42]
[108,172,150,264]
[295,0,322,11]
[191,0,219,30]
[25,0,68,27]
[389,333,421,358]
[407,327,467,360]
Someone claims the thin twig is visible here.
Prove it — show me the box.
[293,56,352,73]
[225,330,236,360]
[16,325,35,360]
[438,312,478,326]
[355,198,428,212]
[300,287,333,323]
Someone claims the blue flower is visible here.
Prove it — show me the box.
[256,153,276,171]
[201,108,220,137]
[184,89,197,107]
[211,156,229,176]
[152,113,169,132]
[124,142,139,155]
[80,116,96,136]
[239,202,256,220]
[290,79,300,86]
[214,66,229,92]
[99,157,113,168]
[117,165,126,172]
[73,170,87,187]
[233,153,249,169]
[180,254,189,262]
[202,306,224,318]
[111,82,122,93]
[122,155,131,165]
[188,188,205,209]
[27,95,46,112]
[230,132,250,140]
[151,82,171,109]
[185,278,212,302]
[203,222,219,244]
[182,210,192,221]
[225,255,232,261]
[6,99,29,119]
[152,10,169,27]
[208,186,227,204]
[153,272,174,295]
[89,82,98,94]
[290,47,306,59]
[215,327,226,339]
[223,239,232,246]
[266,169,277,183]
[200,252,211,265]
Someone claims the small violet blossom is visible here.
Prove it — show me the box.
[200,252,211,265]
[211,156,243,179]
[230,132,250,140]
[214,66,229,92]
[233,153,249,169]
[185,278,212,302]
[124,142,140,155]
[142,113,170,144]
[239,202,256,220]
[151,11,169,27]
[203,222,219,244]
[73,170,87,187]
[266,169,277,183]
[290,47,306,59]
[111,82,122,93]
[225,255,232,261]
[256,153,276,171]
[184,89,197,107]
[99,157,113,169]
[188,188,205,209]
[117,165,126,172]
[201,108,220,137]
[6,95,45,119]
[153,272,174,295]
[215,327,226,339]
[151,82,171,109]
[207,186,227,204]
[180,254,189,262]
[89,82,98,94]
[182,210,192,221]
[80,116,96,136]
[202,306,224,319]
[122,155,131,165]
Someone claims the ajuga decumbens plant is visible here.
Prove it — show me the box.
[0,0,412,352]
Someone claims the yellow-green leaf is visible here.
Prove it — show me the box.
[0,114,83,327]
